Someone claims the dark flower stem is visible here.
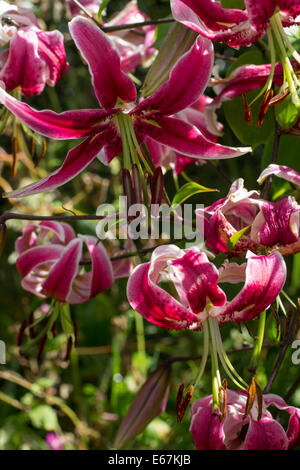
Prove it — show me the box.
[263,309,298,394]
[70,0,174,32]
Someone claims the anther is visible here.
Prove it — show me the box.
[242,93,253,125]
[257,89,274,128]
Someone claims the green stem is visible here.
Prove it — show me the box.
[249,310,266,372]
[134,311,146,376]
[193,321,209,388]
[208,318,220,410]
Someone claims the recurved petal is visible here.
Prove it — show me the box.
[211,251,287,322]
[171,0,261,47]
[135,116,251,159]
[250,198,300,246]
[169,248,226,315]
[258,164,300,186]
[0,29,46,96]
[0,85,110,139]
[127,261,200,330]
[263,393,300,450]
[243,417,288,450]
[69,16,136,109]
[16,245,63,277]
[36,29,68,87]
[190,397,226,450]
[41,238,82,302]
[245,0,276,31]
[5,131,108,198]
[15,225,37,254]
[81,235,114,296]
[134,35,214,115]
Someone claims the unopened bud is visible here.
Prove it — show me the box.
[141,23,197,98]
[114,365,170,449]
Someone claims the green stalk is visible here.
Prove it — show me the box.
[117,114,131,170]
[193,320,209,388]
[249,310,266,373]
[134,311,147,376]
[207,318,220,410]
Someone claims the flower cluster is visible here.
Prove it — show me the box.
[0,0,299,452]
[0,1,68,96]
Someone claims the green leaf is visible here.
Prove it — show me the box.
[171,182,218,207]
[98,0,111,20]
[227,225,250,250]
[28,405,59,431]
[275,93,300,130]
[223,50,275,148]
[60,304,74,337]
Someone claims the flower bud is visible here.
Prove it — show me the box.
[141,22,197,98]
[114,365,170,449]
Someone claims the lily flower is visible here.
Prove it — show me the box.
[127,244,286,330]
[190,389,300,450]
[0,16,251,199]
[15,221,114,304]
[196,178,300,256]
[127,244,286,413]
[0,1,68,96]
[171,1,300,108]
[171,0,300,47]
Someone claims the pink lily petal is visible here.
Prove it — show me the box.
[250,198,300,246]
[245,0,276,31]
[36,29,68,87]
[15,225,37,254]
[169,248,226,314]
[81,235,114,296]
[16,245,63,277]
[0,29,46,96]
[69,16,136,109]
[5,131,110,198]
[127,261,200,330]
[278,0,300,19]
[263,394,300,450]
[190,397,226,450]
[211,251,287,322]
[112,239,135,279]
[135,116,251,159]
[0,85,110,139]
[243,417,288,450]
[42,239,82,302]
[258,164,300,186]
[171,0,261,47]
[38,221,69,243]
[133,35,214,115]
[210,62,284,109]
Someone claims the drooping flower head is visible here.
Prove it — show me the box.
[196,173,300,256]
[0,16,251,199]
[15,221,114,304]
[0,1,68,96]
[127,244,286,329]
[127,244,286,419]
[190,389,300,450]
